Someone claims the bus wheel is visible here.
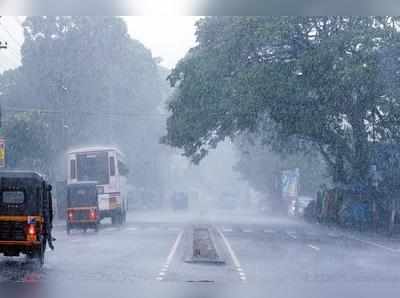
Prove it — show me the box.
[112,214,122,225]
[119,213,125,225]
[111,215,117,225]
[123,212,127,224]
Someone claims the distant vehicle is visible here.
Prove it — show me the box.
[295,196,315,216]
[67,146,129,225]
[171,192,189,210]
[0,171,54,265]
[288,199,296,216]
[66,182,99,234]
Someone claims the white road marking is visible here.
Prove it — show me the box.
[126,227,138,231]
[344,235,400,253]
[308,244,320,251]
[156,230,183,281]
[218,228,247,282]
[263,229,275,233]
[242,229,252,233]
[222,228,233,232]
[287,232,297,240]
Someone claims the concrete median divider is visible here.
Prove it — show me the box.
[184,224,225,265]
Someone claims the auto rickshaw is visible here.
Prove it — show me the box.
[0,171,55,265]
[66,182,99,234]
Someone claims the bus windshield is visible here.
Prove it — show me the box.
[77,152,109,185]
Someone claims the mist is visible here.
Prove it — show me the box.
[1,16,400,298]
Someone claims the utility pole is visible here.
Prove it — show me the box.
[0,16,6,168]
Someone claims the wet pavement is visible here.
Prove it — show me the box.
[1,210,400,297]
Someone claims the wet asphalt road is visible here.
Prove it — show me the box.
[1,210,400,298]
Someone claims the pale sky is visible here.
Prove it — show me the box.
[123,17,199,69]
[0,16,199,73]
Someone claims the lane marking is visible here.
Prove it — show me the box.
[287,232,297,240]
[242,229,252,233]
[222,228,233,232]
[263,229,275,233]
[218,228,247,282]
[156,230,183,281]
[126,227,138,231]
[308,244,320,251]
[344,234,400,253]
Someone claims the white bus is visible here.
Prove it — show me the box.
[67,146,129,225]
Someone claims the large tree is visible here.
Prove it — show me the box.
[0,17,166,192]
[163,17,400,187]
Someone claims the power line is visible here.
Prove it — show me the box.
[3,107,168,118]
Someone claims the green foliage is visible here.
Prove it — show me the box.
[163,17,400,186]
[4,112,53,175]
[235,134,330,198]
[0,17,166,190]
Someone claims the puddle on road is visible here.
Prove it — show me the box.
[0,258,45,283]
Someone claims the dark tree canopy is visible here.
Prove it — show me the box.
[163,17,400,187]
[0,17,167,192]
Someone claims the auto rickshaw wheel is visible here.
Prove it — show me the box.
[35,240,46,266]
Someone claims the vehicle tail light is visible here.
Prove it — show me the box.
[89,209,97,220]
[27,224,36,241]
[68,211,73,220]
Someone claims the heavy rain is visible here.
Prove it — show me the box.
[1,14,400,298]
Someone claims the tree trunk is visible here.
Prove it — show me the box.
[350,108,370,185]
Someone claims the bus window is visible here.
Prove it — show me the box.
[70,160,76,179]
[110,157,116,176]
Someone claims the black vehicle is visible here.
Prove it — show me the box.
[0,171,54,265]
[66,182,99,234]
